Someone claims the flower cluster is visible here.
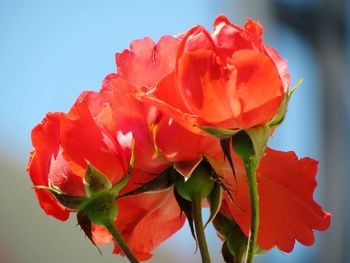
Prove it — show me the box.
[27,15,330,263]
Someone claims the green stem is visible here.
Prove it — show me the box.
[192,196,211,263]
[244,158,259,263]
[104,221,140,263]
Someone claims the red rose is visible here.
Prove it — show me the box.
[27,91,132,221]
[27,14,330,262]
[140,15,290,132]
[99,77,186,260]
[27,77,186,260]
[111,35,214,177]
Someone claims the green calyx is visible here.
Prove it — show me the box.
[35,140,139,261]
[175,162,215,202]
[268,78,302,128]
[36,161,132,225]
[83,191,117,226]
[78,160,133,225]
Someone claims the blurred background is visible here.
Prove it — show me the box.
[0,0,348,262]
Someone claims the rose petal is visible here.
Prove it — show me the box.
[155,117,204,162]
[27,113,70,221]
[48,148,85,197]
[230,49,284,127]
[116,36,180,88]
[106,78,168,173]
[221,148,331,252]
[114,188,185,260]
[139,73,202,134]
[212,15,254,57]
[264,46,291,90]
[177,50,240,124]
[61,92,130,185]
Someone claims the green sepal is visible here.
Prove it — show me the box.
[110,138,135,195]
[232,131,256,163]
[110,175,130,196]
[51,192,87,211]
[33,185,86,210]
[117,167,175,199]
[226,229,266,262]
[200,126,240,139]
[85,162,112,196]
[220,137,236,179]
[226,228,248,263]
[214,213,247,263]
[77,211,102,254]
[232,126,270,164]
[204,183,222,228]
[269,78,302,128]
[268,92,289,128]
[222,241,236,263]
[214,212,265,263]
[174,188,197,247]
[212,212,234,239]
[245,126,270,162]
[255,247,267,255]
[289,78,303,97]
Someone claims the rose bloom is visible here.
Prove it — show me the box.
[27,84,185,260]
[112,14,330,253]
[107,33,218,176]
[124,12,330,248]
[27,91,133,221]
[140,15,290,132]
[27,14,330,261]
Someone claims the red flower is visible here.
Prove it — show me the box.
[28,113,71,221]
[27,91,132,221]
[109,35,214,176]
[140,15,290,131]
[27,83,185,260]
[99,77,187,259]
[209,147,331,252]
[27,14,330,262]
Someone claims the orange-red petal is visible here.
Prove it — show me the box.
[105,78,168,173]
[229,49,284,127]
[221,148,331,252]
[114,188,185,260]
[116,36,180,88]
[155,117,203,162]
[139,73,202,134]
[60,92,130,185]
[177,50,239,124]
[27,113,70,221]
[264,46,291,90]
[212,15,256,57]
